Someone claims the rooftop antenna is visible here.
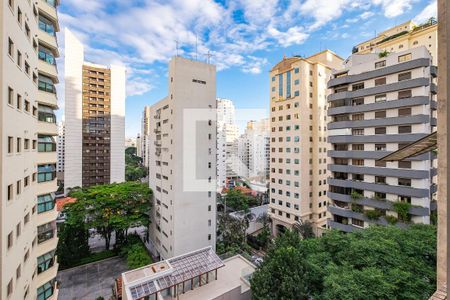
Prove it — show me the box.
[195,34,198,61]
[175,40,179,56]
[205,50,213,64]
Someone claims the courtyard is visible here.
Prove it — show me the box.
[57,256,128,300]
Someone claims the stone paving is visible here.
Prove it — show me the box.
[57,256,128,300]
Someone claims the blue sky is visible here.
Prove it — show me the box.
[56,0,437,138]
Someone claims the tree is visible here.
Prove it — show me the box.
[125,146,147,181]
[217,213,250,255]
[223,189,250,212]
[251,225,437,300]
[67,182,152,250]
[293,220,315,239]
[56,215,90,269]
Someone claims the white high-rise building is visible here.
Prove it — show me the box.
[64,29,126,192]
[140,105,151,167]
[237,119,270,180]
[1,0,61,298]
[148,56,217,259]
[57,121,65,173]
[217,98,240,188]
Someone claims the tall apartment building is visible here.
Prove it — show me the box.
[353,19,437,61]
[148,56,217,259]
[327,47,437,232]
[237,119,270,180]
[1,0,60,299]
[140,105,151,167]
[217,98,240,188]
[57,121,65,173]
[64,29,126,192]
[268,51,343,236]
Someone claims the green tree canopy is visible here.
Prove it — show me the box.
[223,189,251,212]
[251,225,436,300]
[66,182,152,250]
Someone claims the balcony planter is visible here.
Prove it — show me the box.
[393,202,412,222]
[385,215,398,225]
[364,209,382,220]
[351,191,363,200]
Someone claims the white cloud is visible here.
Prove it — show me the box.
[242,56,268,74]
[360,11,375,19]
[268,26,309,47]
[371,0,415,18]
[296,0,352,30]
[413,0,437,24]
[126,78,153,96]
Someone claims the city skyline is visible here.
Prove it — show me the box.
[55,0,437,138]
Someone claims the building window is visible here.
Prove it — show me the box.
[352,128,364,136]
[375,176,386,184]
[374,77,386,86]
[398,90,412,99]
[375,144,386,151]
[375,60,386,68]
[352,159,364,166]
[352,83,364,91]
[37,194,55,213]
[352,218,364,227]
[37,222,55,244]
[8,86,14,105]
[278,74,283,97]
[8,38,14,57]
[16,137,21,152]
[352,98,364,106]
[398,72,412,81]
[38,45,56,65]
[375,160,386,167]
[7,279,13,296]
[352,144,364,150]
[398,125,412,134]
[38,15,55,35]
[294,68,299,74]
[37,251,55,274]
[398,107,412,116]
[352,113,364,121]
[37,164,56,182]
[17,6,22,25]
[374,110,386,119]
[375,127,386,134]
[375,94,387,102]
[38,105,56,123]
[8,136,14,153]
[398,53,412,62]
[38,75,56,93]
[398,178,411,186]
[37,280,55,300]
[398,161,412,169]
[17,50,22,68]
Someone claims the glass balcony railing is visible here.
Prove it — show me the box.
[38,164,56,183]
[38,193,55,213]
[39,16,55,36]
[38,111,56,123]
[38,49,56,65]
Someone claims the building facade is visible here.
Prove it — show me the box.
[1,0,61,298]
[64,29,125,192]
[148,56,217,259]
[140,105,151,167]
[268,51,343,236]
[57,121,65,173]
[216,98,240,189]
[353,19,437,61]
[237,119,270,181]
[327,47,437,232]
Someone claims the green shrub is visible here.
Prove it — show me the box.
[385,215,398,225]
[127,243,152,269]
[351,203,363,213]
[351,191,363,200]
[393,202,412,222]
[364,209,382,220]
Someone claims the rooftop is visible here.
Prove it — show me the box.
[122,246,225,300]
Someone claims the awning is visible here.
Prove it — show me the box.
[379,131,437,161]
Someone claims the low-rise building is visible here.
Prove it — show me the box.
[121,247,254,300]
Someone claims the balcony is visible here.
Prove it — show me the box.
[38,90,58,107]
[37,151,57,164]
[36,258,59,289]
[37,207,58,228]
[38,59,58,81]
[38,121,57,136]
[38,29,58,51]
[36,178,57,195]
[37,0,59,28]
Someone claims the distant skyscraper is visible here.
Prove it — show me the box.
[148,56,217,259]
[64,29,126,192]
[140,106,151,167]
[217,98,240,188]
[268,51,344,236]
[237,119,270,181]
[57,121,65,173]
[327,47,437,231]
[1,0,61,298]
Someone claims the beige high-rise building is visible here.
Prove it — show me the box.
[148,56,217,259]
[1,0,61,299]
[268,51,343,236]
[64,29,126,192]
[353,19,437,61]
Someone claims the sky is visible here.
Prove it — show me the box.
[56,0,437,138]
